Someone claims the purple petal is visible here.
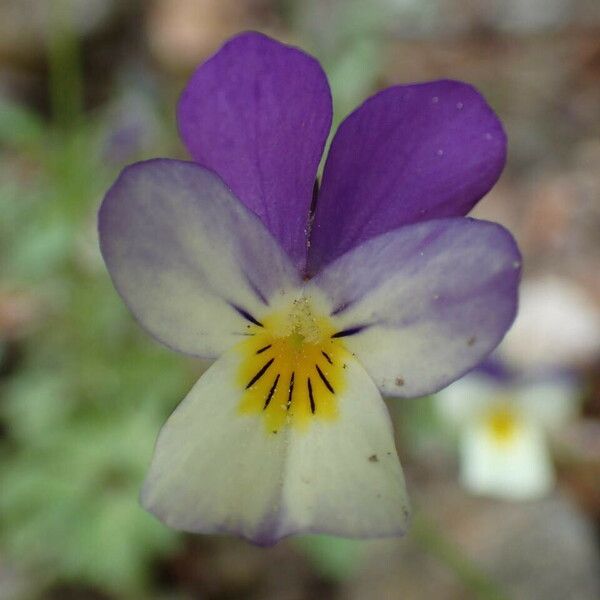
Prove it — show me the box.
[473,355,517,384]
[308,80,507,273]
[178,32,332,272]
[308,218,521,398]
[98,159,300,358]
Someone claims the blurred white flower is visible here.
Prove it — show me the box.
[436,372,578,500]
[435,275,599,499]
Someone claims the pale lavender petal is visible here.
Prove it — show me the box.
[474,356,517,384]
[308,80,506,272]
[98,159,301,358]
[308,218,521,397]
[178,32,332,271]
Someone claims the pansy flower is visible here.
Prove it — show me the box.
[435,276,594,500]
[436,360,577,500]
[98,32,521,544]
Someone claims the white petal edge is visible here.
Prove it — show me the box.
[99,159,301,358]
[460,419,554,500]
[141,348,410,544]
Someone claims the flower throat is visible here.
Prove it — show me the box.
[237,296,348,433]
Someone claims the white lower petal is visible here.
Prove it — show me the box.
[141,351,288,543]
[282,356,410,538]
[460,419,554,500]
[141,350,409,544]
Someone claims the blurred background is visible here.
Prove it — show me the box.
[1,0,600,598]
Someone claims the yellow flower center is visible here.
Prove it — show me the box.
[485,404,519,444]
[237,296,349,434]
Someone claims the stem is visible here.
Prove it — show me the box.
[48,0,83,129]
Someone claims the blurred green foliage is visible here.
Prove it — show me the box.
[290,0,393,129]
[295,535,366,581]
[0,88,193,594]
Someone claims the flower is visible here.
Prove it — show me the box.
[435,277,592,500]
[436,360,578,500]
[98,31,521,544]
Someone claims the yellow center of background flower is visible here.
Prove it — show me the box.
[237,297,348,434]
[485,404,519,444]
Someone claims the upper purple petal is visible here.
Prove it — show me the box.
[308,80,507,273]
[178,31,332,272]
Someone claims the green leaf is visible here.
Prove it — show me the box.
[0,98,45,148]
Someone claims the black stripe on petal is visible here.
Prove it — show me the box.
[231,304,263,327]
[321,350,333,364]
[245,358,274,389]
[331,325,365,338]
[286,372,295,409]
[315,364,334,393]
[263,374,280,410]
[307,378,316,414]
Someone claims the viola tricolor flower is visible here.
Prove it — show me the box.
[98,32,521,544]
[435,359,577,500]
[435,277,592,500]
